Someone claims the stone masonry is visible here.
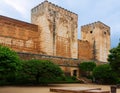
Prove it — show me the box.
[31,1,78,58]
[0,0,111,77]
[78,40,93,60]
[0,0,110,63]
[0,15,40,54]
[81,21,110,62]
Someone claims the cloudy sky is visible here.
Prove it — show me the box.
[0,0,120,48]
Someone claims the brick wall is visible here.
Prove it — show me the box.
[78,40,93,60]
[0,15,40,54]
[18,52,106,78]
[18,52,80,66]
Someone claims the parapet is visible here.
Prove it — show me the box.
[81,21,110,35]
[0,15,38,32]
[31,0,78,19]
[81,21,110,29]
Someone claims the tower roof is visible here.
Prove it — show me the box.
[31,0,77,16]
[81,21,110,29]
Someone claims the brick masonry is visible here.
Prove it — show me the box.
[78,40,93,60]
[81,21,110,62]
[18,52,106,77]
[0,0,110,66]
[0,15,40,54]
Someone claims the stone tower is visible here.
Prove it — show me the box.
[81,21,110,62]
[31,1,78,58]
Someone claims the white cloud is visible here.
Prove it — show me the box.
[0,10,3,14]
[2,0,31,18]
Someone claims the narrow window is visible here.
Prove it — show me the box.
[90,31,93,34]
[104,32,106,35]
[73,70,77,76]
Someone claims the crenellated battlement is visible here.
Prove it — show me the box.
[97,21,110,29]
[81,21,110,35]
[81,21,110,29]
[31,0,78,20]
[31,1,47,13]
[0,15,38,32]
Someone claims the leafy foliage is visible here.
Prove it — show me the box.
[21,59,64,84]
[0,45,79,85]
[79,61,96,78]
[0,45,20,83]
[108,43,120,76]
[93,64,117,84]
[79,62,96,71]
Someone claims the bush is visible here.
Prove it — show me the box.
[79,62,96,78]
[79,61,96,71]
[93,64,118,84]
[108,43,120,77]
[0,45,20,84]
[19,59,64,84]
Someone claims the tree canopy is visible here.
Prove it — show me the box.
[0,45,20,83]
[79,61,96,72]
[79,61,96,78]
[93,64,117,84]
[108,43,120,76]
[21,59,64,84]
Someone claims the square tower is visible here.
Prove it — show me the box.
[81,21,110,62]
[31,1,78,58]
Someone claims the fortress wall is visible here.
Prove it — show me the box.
[0,1,110,63]
[0,15,40,53]
[31,1,78,58]
[81,21,110,62]
[18,52,81,77]
[18,52,106,77]
[18,52,80,66]
[78,40,93,60]
[31,1,54,55]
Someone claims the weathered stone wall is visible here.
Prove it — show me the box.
[31,1,78,58]
[81,21,110,62]
[18,52,80,77]
[18,52,106,77]
[18,52,80,66]
[78,40,93,60]
[0,15,40,54]
[31,1,53,55]
[0,1,111,78]
[0,1,110,63]
[61,66,80,78]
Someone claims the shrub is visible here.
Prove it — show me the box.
[93,64,117,84]
[0,45,20,84]
[20,59,64,84]
[79,62,96,78]
[117,78,120,84]
[108,43,120,77]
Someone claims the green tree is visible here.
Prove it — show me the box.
[21,59,64,84]
[0,45,20,84]
[79,62,96,77]
[93,64,117,84]
[108,43,120,76]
